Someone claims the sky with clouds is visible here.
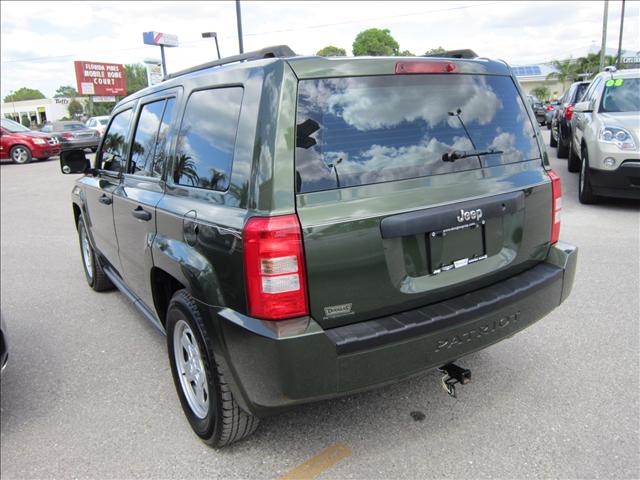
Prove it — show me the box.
[1,0,639,100]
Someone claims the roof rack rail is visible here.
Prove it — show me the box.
[163,45,296,81]
[424,49,478,59]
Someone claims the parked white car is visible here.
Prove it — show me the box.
[85,116,110,136]
[571,68,640,204]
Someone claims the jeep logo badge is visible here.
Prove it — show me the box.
[457,208,483,223]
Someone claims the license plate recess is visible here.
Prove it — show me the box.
[428,222,486,274]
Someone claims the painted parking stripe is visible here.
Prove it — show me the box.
[279,443,352,480]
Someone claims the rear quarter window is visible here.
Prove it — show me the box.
[172,87,243,191]
[295,74,540,193]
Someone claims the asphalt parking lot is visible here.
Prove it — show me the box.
[1,130,638,479]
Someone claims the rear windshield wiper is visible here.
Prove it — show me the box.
[442,149,503,162]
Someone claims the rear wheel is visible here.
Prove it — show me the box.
[10,145,32,164]
[578,147,598,204]
[77,217,114,291]
[166,290,259,448]
[567,140,580,172]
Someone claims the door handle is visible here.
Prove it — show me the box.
[132,206,152,221]
[98,195,112,205]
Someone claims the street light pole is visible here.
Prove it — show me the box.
[236,0,244,54]
[616,0,626,68]
[202,32,221,59]
[599,0,609,71]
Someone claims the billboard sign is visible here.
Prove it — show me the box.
[143,31,179,47]
[74,61,126,96]
[145,60,163,85]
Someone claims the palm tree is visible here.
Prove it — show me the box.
[546,59,578,90]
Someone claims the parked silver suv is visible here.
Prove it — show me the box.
[571,68,640,203]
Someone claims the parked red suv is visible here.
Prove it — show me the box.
[0,118,61,164]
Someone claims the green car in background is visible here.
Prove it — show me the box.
[60,46,577,447]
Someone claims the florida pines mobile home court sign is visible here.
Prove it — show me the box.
[74,61,126,96]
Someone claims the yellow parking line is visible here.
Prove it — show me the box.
[279,443,352,480]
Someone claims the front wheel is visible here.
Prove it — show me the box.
[77,217,114,291]
[578,148,598,204]
[166,290,259,448]
[10,145,32,164]
[567,140,580,172]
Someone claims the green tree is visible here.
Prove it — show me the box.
[124,63,149,95]
[54,85,79,98]
[352,28,399,56]
[68,99,84,118]
[574,52,616,79]
[531,86,551,101]
[85,98,116,117]
[317,46,347,57]
[399,50,415,56]
[4,87,46,102]
[546,58,579,90]
[424,46,446,56]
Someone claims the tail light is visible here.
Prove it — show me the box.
[61,133,74,139]
[243,214,309,320]
[395,61,457,74]
[564,104,575,121]
[546,104,554,111]
[548,170,562,244]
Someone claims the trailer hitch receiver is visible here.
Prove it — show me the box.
[439,363,471,398]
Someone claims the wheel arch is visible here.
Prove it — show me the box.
[150,267,187,327]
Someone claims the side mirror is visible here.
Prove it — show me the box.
[573,101,593,113]
[60,149,90,174]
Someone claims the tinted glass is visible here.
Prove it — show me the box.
[173,88,243,191]
[130,100,165,176]
[152,98,175,178]
[574,82,589,102]
[296,75,539,193]
[55,123,85,131]
[600,78,640,112]
[99,109,132,172]
[99,118,109,125]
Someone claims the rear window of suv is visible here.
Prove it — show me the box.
[295,74,540,193]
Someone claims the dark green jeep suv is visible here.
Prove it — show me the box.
[61,46,577,447]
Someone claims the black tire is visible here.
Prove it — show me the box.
[90,148,98,153]
[567,140,580,173]
[547,121,552,130]
[557,129,569,158]
[578,147,598,204]
[77,217,114,291]
[549,124,558,147]
[166,290,259,448]
[37,157,50,161]
[10,145,32,164]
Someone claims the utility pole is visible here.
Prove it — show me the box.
[599,0,609,71]
[616,0,626,68]
[236,0,244,54]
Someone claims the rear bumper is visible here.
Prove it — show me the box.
[204,242,577,417]
[60,139,99,151]
[590,161,640,199]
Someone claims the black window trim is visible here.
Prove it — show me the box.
[124,92,178,182]
[166,84,244,195]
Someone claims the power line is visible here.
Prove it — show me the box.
[2,1,499,64]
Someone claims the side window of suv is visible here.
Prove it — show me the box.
[129,98,176,178]
[99,109,132,172]
[173,88,243,191]
[129,100,165,176]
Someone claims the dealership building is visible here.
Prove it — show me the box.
[1,97,88,127]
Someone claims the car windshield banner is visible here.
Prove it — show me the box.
[74,61,126,96]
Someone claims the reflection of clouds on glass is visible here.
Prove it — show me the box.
[313,76,502,131]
